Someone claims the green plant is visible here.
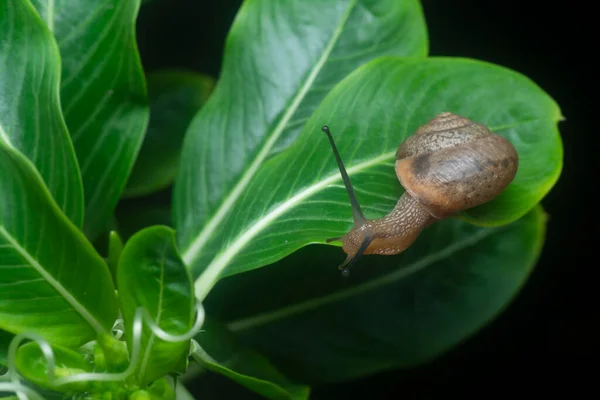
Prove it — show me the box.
[0,0,562,399]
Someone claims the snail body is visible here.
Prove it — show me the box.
[322,112,518,275]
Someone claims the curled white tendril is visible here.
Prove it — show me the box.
[0,302,205,399]
[111,319,125,341]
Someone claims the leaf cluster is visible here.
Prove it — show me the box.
[0,0,562,399]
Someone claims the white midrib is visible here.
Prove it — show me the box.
[181,0,357,269]
[46,0,55,32]
[193,151,395,301]
[0,226,105,334]
[226,228,497,332]
[0,125,14,147]
[138,246,167,381]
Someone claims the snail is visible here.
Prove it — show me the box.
[322,112,519,276]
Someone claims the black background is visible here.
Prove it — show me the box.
[135,0,595,397]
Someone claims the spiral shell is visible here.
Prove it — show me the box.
[394,112,519,218]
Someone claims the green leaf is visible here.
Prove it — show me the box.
[0,142,118,347]
[170,351,189,376]
[107,230,124,287]
[0,0,84,227]
[146,378,175,400]
[192,317,310,400]
[205,206,546,382]
[117,226,195,386]
[173,0,428,276]
[191,56,562,299]
[124,71,215,198]
[15,342,93,393]
[31,0,150,240]
[95,333,130,373]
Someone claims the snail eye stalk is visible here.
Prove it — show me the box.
[322,125,373,276]
[321,126,366,227]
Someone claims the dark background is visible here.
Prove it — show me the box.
[135,0,595,397]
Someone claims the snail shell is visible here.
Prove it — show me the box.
[395,112,519,218]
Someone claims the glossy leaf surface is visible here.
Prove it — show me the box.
[32,0,150,240]
[124,71,215,198]
[192,57,562,299]
[0,0,83,226]
[174,0,428,274]
[117,226,194,386]
[0,142,118,347]
[193,318,309,400]
[206,207,546,381]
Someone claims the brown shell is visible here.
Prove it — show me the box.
[394,112,519,218]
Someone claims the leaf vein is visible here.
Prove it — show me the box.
[182,0,359,267]
[0,227,105,334]
[228,227,500,331]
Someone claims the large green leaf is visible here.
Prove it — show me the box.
[0,0,83,227]
[117,226,194,386]
[31,0,150,240]
[174,0,428,274]
[124,71,215,198]
[0,141,118,347]
[205,206,546,382]
[192,317,310,400]
[191,57,562,300]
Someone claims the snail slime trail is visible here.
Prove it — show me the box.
[322,112,519,277]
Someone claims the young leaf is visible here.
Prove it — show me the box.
[174,0,428,275]
[124,71,215,198]
[0,0,84,227]
[107,230,124,287]
[15,342,93,393]
[95,333,130,373]
[206,207,547,382]
[0,142,118,347]
[192,317,310,400]
[117,226,195,386]
[31,0,150,240]
[191,57,562,299]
